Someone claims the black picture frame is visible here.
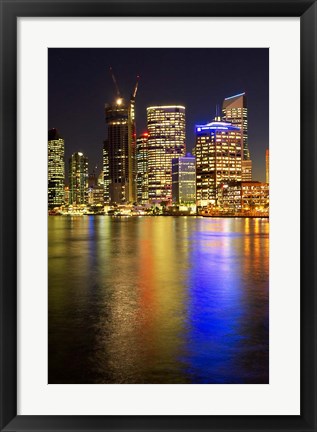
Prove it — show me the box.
[0,0,316,431]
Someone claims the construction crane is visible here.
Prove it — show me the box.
[131,75,140,100]
[109,66,121,98]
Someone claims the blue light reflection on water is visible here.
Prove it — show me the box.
[181,218,268,383]
[48,216,269,384]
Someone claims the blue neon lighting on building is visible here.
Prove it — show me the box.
[224,92,245,100]
[195,121,240,133]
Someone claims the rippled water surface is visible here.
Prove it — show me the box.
[48,216,269,384]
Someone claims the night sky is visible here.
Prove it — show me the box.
[48,48,269,182]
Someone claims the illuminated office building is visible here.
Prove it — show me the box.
[136,132,149,204]
[195,117,242,207]
[147,105,186,203]
[242,181,269,210]
[87,169,104,206]
[104,97,137,204]
[217,181,243,212]
[48,129,65,208]
[69,152,89,205]
[103,140,110,204]
[88,186,104,206]
[218,181,269,212]
[172,154,196,205]
[222,92,252,181]
[103,71,139,204]
[266,148,269,184]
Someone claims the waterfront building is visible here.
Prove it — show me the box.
[103,73,139,204]
[266,148,269,184]
[217,180,269,213]
[222,92,252,180]
[172,154,196,205]
[242,181,269,210]
[87,186,104,206]
[104,98,136,204]
[136,132,149,204]
[103,140,110,204]
[87,169,104,206]
[147,105,186,204]
[195,117,242,207]
[217,181,243,212]
[48,128,65,208]
[69,152,89,205]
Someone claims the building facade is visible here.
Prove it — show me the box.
[217,180,269,213]
[48,129,65,208]
[69,152,89,205]
[217,181,243,212]
[136,132,149,204]
[195,118,242,207]
[242,159,252,182]
[266,148,269,184]
[103,140,110,204]
[242,181,269,211]
[172,155,196,205]
[222,92,252,181]
[103,97,137,204]
[87,186,104,206]
[147,105,186,204]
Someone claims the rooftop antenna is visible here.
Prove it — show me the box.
[214,104,221,121]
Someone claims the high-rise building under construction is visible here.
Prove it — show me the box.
[103,69,139,204]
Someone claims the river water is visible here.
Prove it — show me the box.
[48,216,269,384]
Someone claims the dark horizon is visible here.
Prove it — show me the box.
[48,48,269,182]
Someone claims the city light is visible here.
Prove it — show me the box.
[47,52,269,387]
[48,80,268,218]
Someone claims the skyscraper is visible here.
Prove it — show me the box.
[103,139,110,204]
[147,105,186,204]
[195,117,242,207]
[48,128,65,208]
[222,92,252,181]
[104,97,137,204]
[103,71,139,204]
[172,155,196,205]
[69,152,88,205]
[136,132,149,204]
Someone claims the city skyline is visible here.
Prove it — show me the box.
[48,48,269,182]
[48,48,270,384]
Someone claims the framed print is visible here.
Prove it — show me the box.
[0,0,316,431]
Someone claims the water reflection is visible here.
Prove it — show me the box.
[48,216,269,383]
